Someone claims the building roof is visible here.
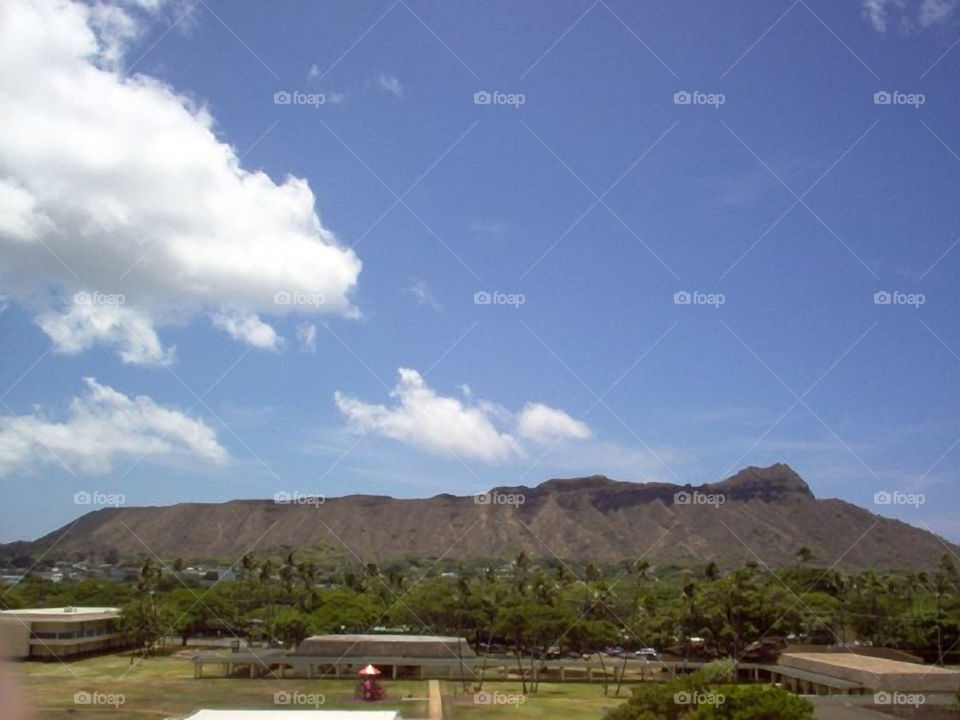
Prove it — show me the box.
[0,606,120,621]
[184,712,398,719]
[304,634,465,643]
[296,634,475,659]
[779,652,960,692]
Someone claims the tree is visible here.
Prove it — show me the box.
[238,554,256,582]
[687,683,814,719]
[933,555,958,664]
[679,582,701,659]
[169,589,206,646]
[120,596,175,658]
[120,561,175,660]
[605,660,813,720]
[269,608,311,649]
[705,561,719,581]
[311,588,380,634]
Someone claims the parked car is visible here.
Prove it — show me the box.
[742,636,787,662]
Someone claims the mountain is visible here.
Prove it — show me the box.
[9,464,956,569]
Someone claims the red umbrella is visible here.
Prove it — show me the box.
[358,664,381,676]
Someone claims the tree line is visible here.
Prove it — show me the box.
[4,548,958,670]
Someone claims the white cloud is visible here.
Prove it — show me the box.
[334,369,592,463]
[377,73,403,98]
[0,377,227,476]
[862,0,956,31]
[0,0,362,363]
[0,178,53,241]
[920,0,958,26]
[297,322,317,353]
[38,302,175,366]
[467,220,509,237]
[404,279,441,311]
[517,402,592,444]
[862,0,900,31]
[335,368,524,463]
[212,311,283,351]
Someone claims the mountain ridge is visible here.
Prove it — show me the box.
[5,464,954,570]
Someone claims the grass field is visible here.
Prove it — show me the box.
[10,649,429,718]
[441,681,625,718]
[9,650,625,718]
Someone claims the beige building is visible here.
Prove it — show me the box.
[194,634,478,680]
[777,652,960,695]
[0,606,129,660]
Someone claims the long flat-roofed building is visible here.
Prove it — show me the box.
[297,634,474,661]
[777,652,960,694]
[193,634,477,680]
[0,606,130,660]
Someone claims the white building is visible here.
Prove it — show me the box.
[184,712,398,719]
[0,606,130,659]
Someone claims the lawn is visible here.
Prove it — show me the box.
[441,680,628,719]
[10,650,631,719]
[10,649,430,718]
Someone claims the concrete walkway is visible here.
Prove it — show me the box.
[428,679,442,719]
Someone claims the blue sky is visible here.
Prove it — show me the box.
[1,0,960,545]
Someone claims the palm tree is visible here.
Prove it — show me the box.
[259,559,274,637]
[704,561,718,581]
[933,555,958,664]
[297,560,317,610]
[512,552,529,594]
[239,553,256,581]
